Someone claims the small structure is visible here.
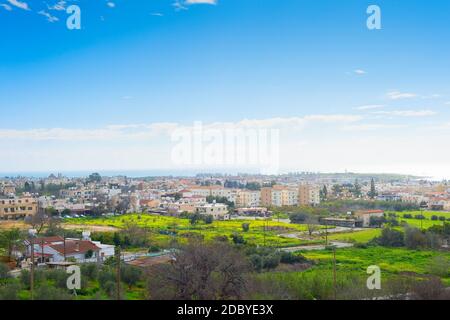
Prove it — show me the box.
[320,217,360,228]
[354,210,385,227]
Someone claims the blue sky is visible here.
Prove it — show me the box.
[1,0,450,178]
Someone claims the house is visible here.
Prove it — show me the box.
[354,210,385,227]
[25,234,114,264]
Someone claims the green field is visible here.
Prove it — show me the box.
[257,247,450,299]
[390,211,450,229]
[65,214,315,247]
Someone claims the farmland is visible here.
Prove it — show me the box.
[258,247,450,299]
[64,214,316,247]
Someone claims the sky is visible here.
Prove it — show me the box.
[1,0,450,179]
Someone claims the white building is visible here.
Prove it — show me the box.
[195,203,229,220]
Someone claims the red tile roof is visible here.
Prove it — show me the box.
[49,240,100,255]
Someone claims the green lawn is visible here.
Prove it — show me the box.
[328,228,382,243]
[65,214,313,247]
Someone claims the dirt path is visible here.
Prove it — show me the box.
[280,241,354,252]
[0,220,28,230]
[63,224,120,232]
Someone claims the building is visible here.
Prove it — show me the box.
[354,210,385,227]
[0,196,38,219]
[298,184,320,206]
[236,190,261,208]
[281,188,298,206]
[195,203,229,220]
[25,234,114,264]
[320,217,359,228]
[235,207,268,217]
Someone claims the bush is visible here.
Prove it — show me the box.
[0,263,10,280]
[148,245,160,253]
[34,284,73,300]
[230,233,246,245]
[262,253,280,270]
[120,265,142,288]
[0,282,21,300]
[404,227,427,249]
[280,252,306,264]
[81,263,99,281]
[403,214,413,219]
[426,256,450,277]
[249,254,263,272]
[242,223,250,232]
[374,228,404,247]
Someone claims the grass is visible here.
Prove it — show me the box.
[65,214,314,247]
[257,246,450,299]
[327,228,382,243]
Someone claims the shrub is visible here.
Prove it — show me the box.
[0,263,10,280]
[404,227,427,249]
[280,252,306,264]
[0,282,21,300]
[375,228,404,247]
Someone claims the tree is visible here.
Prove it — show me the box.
[87,172,102,183]
[0,229,24,261]
[230,233,246,245]
[305,216,319,236]
[147,242,250,300]
[352,179,362,198]
[368,178,378,199]
[121,265,142,288]
[375,227,404,247]
[331,184,342,197]
[404,227,427,249]
[320,185,328,201]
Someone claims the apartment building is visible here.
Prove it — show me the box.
[186,186,237,203]
[195,203,230,220]
[260,186,296,207]
[298,184,320,206]
[0,196,38,219]
[281,188,298,206]
[235,190,261,208]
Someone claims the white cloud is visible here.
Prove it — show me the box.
[371,110,436,117]
[7,0,29,10]
[354,104,385,111]
[151,12,164,16]
[107,2,115,8]
[342,124,407,131]
[185,0,217,4]
[173,1,188,11]
[47,0,66,11]
[445,102,450,105]
[353,69,366,75]
[0,3,12,10]
[386,91,418,100]
[38,10,59,22]
[0,114,361,141]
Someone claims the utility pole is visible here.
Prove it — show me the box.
[325,222,328,246]
[30,239,34,300]
[333,246,337,300]
[116,246,121,300]
[63,232,66,262]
